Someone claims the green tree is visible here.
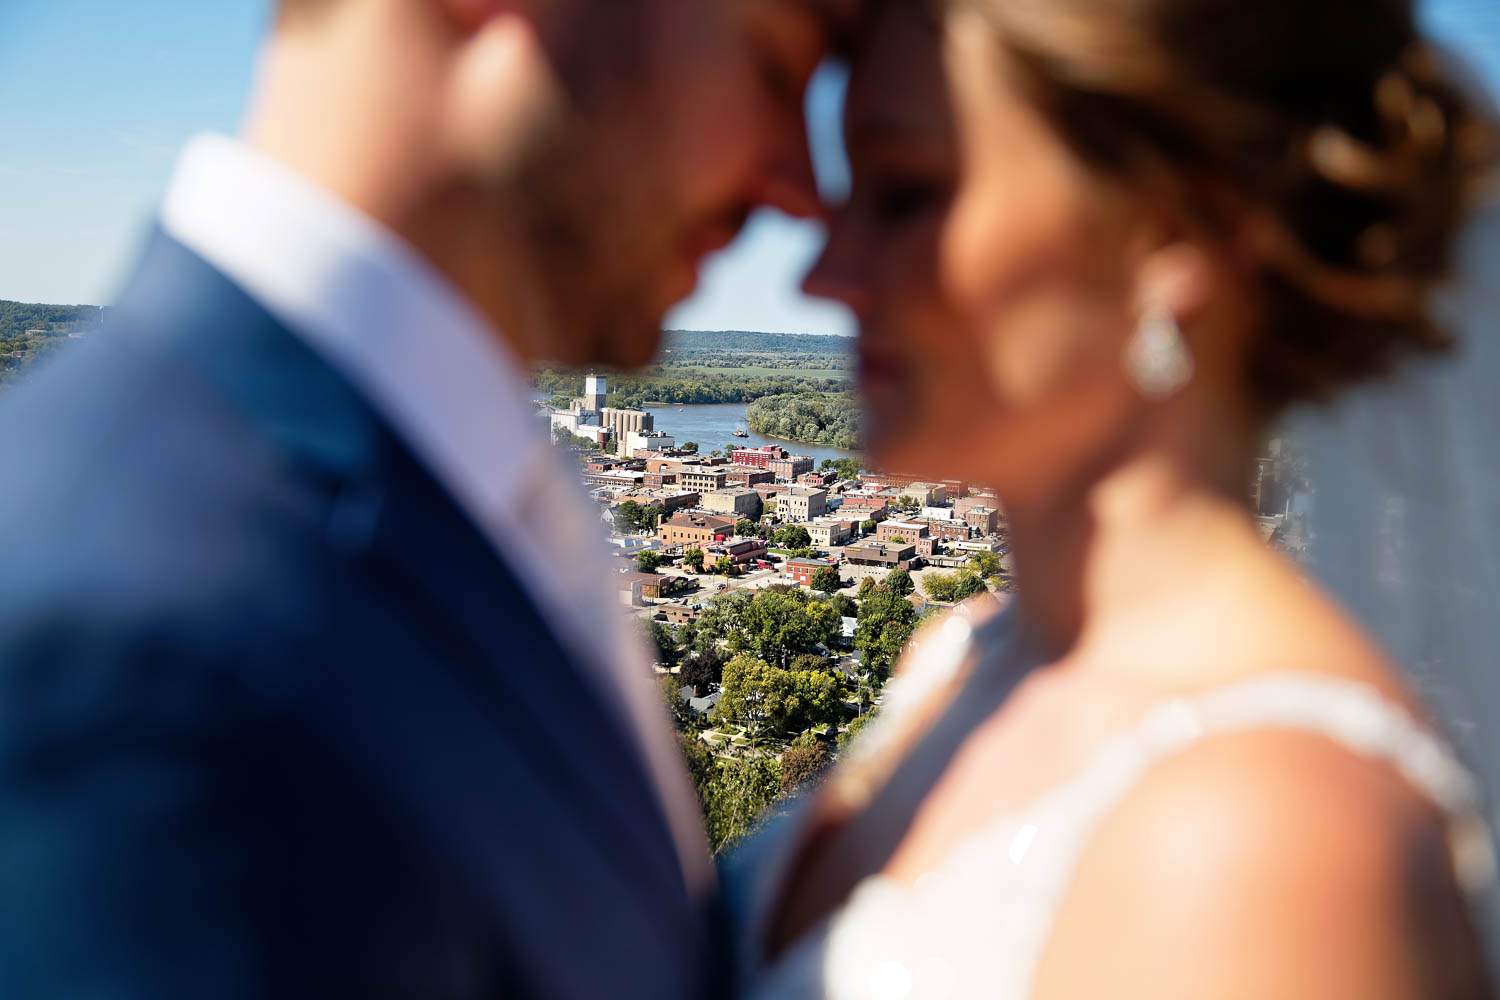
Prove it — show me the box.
[887,535,908,546]
[775,525,812,550]
[855,587,919,678]
[886,567,915,597]
[715,656,796,736]
[702,754,781,852]
[714,555,736,577]
[860,519,878,536]
[952,570,987,601]
[857,576,878,600]
[924,570,985,603]
[732,588,842,668]
[640,503,665,531]
[636,550,662,573]
[819,457,863,481]
[678,733,715,806]
[691,591,752,656]
[968,550,1002,579]
[680,648,724,696]
[823,593,858,619]
[643,619,680,667]
[924,570,959,603]
[659,674,692,728]
[789,653,832,675]
[811,566,842,595]
[745,392,861,450]
[779,741,830,795]
[684,548,706,573]
[715,655,844,738]
[838,710,878,750]
[735,518,759,538]
[613,500,643,534]
[681,441,700,455]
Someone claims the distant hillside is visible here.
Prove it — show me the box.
[662,330,853,357]
[1,299,104,388]
[1,299,104,340]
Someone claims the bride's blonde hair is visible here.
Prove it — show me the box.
[951,0,1498,414]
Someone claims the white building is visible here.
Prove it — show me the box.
[627,430,676,455]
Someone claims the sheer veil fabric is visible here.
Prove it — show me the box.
[1291,199,1500,957]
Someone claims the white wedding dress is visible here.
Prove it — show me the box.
[728,606,1496,1000]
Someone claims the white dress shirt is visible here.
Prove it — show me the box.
[161,134,711,890]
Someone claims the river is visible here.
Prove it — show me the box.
[643,401,861,467]
[534,392,860,466]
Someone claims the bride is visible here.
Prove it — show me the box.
[729,0,1499,996]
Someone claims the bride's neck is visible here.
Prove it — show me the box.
[1006,417,1263,670]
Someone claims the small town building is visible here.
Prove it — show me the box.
[776,486,829,522]
[787,556,837,588]
[710,537,771,567]
[807,520,855,549]
[876,520,930,544]
[679,466,730,493]
[729,445,789,469]
[658,512,737,548]
[963,506,1001,536]
[724,465,776,487]
[770,456,816,482]
[901,482,948,508]
[844,539,918,571]
[701,487,762,519]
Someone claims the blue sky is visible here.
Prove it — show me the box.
[1,1,1497,337]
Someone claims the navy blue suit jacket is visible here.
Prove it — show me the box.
[0,234,718,999]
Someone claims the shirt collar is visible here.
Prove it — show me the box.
[160,133,545,518]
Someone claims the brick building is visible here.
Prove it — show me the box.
[963,506,1001,536]
[920,518,973,543]
[877,520,930,544]
[787,556,837,588]
[658,512,736,548]
[729,445,788,469]
[770,456,815,482]
[724,465,775,487]
[838,495,890,521]
[709,537,770,567]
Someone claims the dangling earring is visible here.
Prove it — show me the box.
[1125,303,1194,400]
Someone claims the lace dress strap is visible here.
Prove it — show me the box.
[1065,672,1497,896]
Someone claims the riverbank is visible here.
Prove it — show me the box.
[641,401,860,467]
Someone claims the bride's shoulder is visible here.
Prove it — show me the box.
[1031,720,1482,999]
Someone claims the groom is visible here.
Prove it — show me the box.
[0,0,839,996]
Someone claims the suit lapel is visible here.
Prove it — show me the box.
[114,231,693,926]
[354,442,689,910]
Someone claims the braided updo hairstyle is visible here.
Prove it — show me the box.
[959,0,1498,414]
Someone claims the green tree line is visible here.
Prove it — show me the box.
[746,392,861,451]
